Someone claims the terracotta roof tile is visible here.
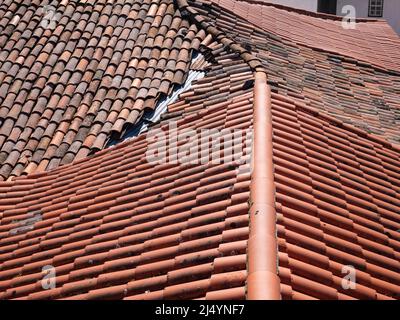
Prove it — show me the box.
[270,93,400,299]
[192,0,400,145]
[0,0,208,180]
[0,0,399,301]
[0,40,254,299]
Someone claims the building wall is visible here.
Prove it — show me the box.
[336,0,400,34]
[265,0,318,11]
[265,0,400,35]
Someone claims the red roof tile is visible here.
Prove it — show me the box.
[0,41,257,300]
[0,0,207,181]
[271,93,400,300]
[192,0,400,144]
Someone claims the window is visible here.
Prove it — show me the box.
[369,0,384,17]
[318,0,337,15]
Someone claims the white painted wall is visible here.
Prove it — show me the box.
[264,0,318,11]
[336,0,400,34]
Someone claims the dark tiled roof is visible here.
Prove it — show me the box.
[0,0,399,300]
[271,93,400,300]
[0,0,206,181]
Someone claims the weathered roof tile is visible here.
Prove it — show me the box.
[0,0,399,301]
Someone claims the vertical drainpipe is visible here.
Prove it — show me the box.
[247,72,281,300]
